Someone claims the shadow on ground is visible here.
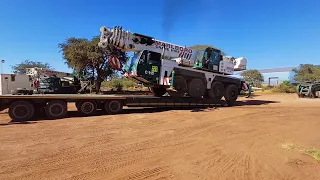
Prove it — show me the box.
[235,99,280,106]
[0,121,37,126]
[1,99,279,124]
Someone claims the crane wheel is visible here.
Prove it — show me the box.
[187,78,206,98]
[224,84,238,106]
[76,100,97,116]
[45,100,68,119]
[9,101,35,122]
[167,76,187,97]
[105,100,123,114]
[208,81,224,100]
[151,87,167,97]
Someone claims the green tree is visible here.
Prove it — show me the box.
[293,64,320,82]
[58,36,128,92]
[240,69,264,86]
[189,45,226,55]
[11,59,52,74]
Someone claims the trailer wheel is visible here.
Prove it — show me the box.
[105,100,123,114]
[9,101,35,122]
[151,87,167,97]
[45,100,67,119]
[187,78,206,98]
[167,76,187,97]
[76,100,97,116]
[224,84,238,106]
[208,81,224,99]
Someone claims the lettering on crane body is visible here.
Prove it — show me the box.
[153,40,194,60]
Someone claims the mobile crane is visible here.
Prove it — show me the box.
[98,25,248,105]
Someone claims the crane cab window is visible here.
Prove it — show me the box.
[139,50,161,65]
[209,50,221,66]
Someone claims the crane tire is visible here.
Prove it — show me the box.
[45,100,67,119]
[208,81,224,99]
[9,101,35,122]
[187,78,206,98]
[105,100,123,114]
[167,76,187,97]
[224,84,239,106]
[151,87,167,97]
[76,100,97,116]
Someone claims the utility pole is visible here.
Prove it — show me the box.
[1,59,4,74]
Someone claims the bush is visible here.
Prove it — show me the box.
[101,78,138,91]
[113,79,124,91]
[270,81,296,93]
[261,85,272,90]
[121,78,137,89]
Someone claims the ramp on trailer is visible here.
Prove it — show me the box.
[0,94,225,122]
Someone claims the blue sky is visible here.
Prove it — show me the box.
[0,0,319,74]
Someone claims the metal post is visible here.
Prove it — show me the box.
[0,60,4,74]
[170,70,175,88]
[166,70,177,92]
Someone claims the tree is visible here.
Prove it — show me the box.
[11,59,52,74]
[240,69,264,86]
[189,45,226,56]
[293,64,320,82]
[59,36,128,93]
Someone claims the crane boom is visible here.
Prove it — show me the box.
[26,67,72,78]
[99,26,197,60]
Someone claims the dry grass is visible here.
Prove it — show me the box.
[305,149,320,162]
[281,143,320,162]
[281,143,297,150]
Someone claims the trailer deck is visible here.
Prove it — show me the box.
[0,94,225,122]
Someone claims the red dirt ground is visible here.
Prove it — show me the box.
[1,94,320,180]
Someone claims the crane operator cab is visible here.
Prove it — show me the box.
[194,47,222,72]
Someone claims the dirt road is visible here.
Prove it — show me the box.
[1,94,320,180]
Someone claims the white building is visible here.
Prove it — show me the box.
[0,74,31,95]
[258,67,296,86]
[232,67,297,86]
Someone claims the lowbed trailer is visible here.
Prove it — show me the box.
[0,94,226,122]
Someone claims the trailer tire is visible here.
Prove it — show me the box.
[151,87,167,97]
[76,100,97,116]
[224,84,238,106]
[167,76,187,97]
[105,100,123,114]
[187,78,205,98]
[45,100,67,119]
[9,101,35,122]
[208,81,224,99]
